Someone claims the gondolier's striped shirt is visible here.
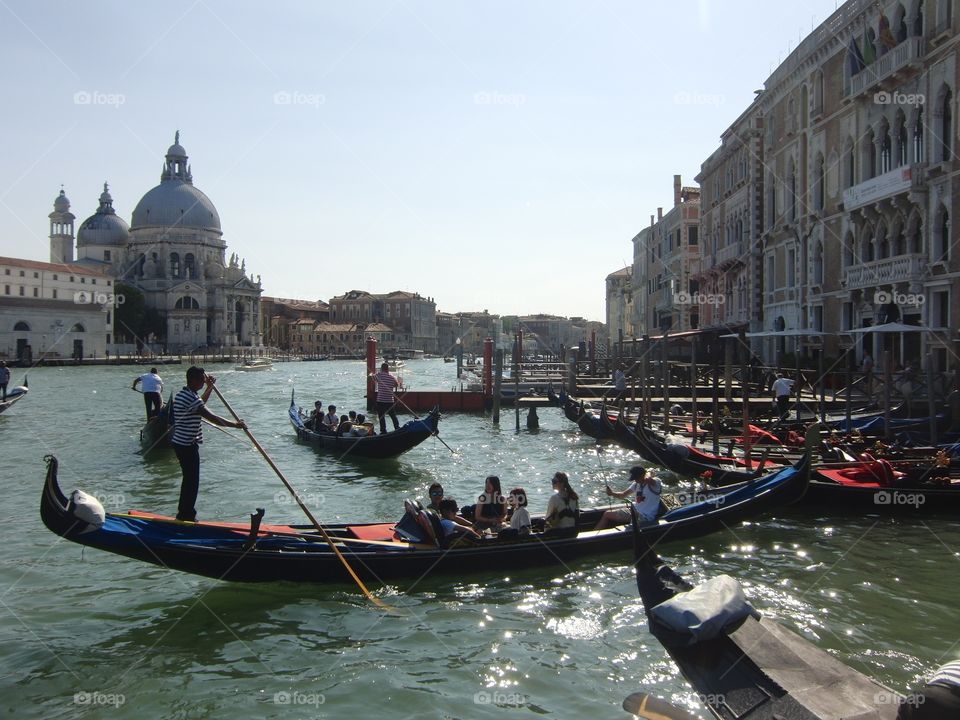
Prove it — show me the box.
[171,386,204,446]
[374,370,399,403]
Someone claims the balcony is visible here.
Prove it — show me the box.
[847,37,925,98]
[842,164,924,211]
[715,242,746,268]
[842,253,927,290]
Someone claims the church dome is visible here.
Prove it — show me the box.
[130,133,222,234]
[77,183,130,247]
[53,189,70,212]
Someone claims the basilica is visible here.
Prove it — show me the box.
[51,133,263,352]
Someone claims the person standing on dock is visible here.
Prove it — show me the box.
[373,361,402,433]
[613,364,627,401]
[170,367,246,523]
[0,361,8,401]
[772,372,795,419]
[132,367,163,420]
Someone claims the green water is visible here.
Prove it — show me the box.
[2,360,958,719]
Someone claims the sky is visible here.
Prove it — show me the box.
[0,0,843,321]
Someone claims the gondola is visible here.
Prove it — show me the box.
[138,392,173,453]
[0,378,28,416]
[289,390,440,460]
[631,533,899,719]
[38,429,813,584]
[624,418,786,486]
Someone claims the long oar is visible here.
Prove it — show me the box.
[622,692,700,720]
[394,394,457,456]
[208,383,392,610]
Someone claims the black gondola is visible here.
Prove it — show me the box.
[631,533,900,719]
[0,377,28,416]
[138,392,173,453]
[289,390,440,460]
[38,430,812,585]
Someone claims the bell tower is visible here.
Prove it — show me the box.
[49,187,75,263]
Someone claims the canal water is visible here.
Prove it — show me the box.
[2,359,958,719]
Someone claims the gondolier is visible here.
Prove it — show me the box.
[133,367,163,420]
[0,361,8,401]
[170,367,245,522]
[772,372,795,419]
[373,362,402,434]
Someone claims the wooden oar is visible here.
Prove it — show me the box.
[393,394,457,455]
[208,382,392,610]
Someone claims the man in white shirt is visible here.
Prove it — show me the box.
[771,373,795,419]
[594,466,662,530]
[132,367,163,420]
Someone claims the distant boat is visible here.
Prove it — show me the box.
[443,356,455,363]
[0,377,28,416]
[235,358,274,371]
[387,359,405,370]
[139,392,173,454]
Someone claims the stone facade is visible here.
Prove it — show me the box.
[605,266,633,344]
[327,290,438,352]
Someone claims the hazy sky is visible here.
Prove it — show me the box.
[1,0,841,321]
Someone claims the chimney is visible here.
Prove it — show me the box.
[673,174,682,207]
[657,207,663,221]
[650,215,655,227]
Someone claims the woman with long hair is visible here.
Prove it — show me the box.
[545,471,579,531]
[473,475,507,531]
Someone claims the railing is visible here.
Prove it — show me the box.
[848,37,925,97]
[842,253,927,289]
[715,242,746,267]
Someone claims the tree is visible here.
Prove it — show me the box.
[114,283,165,348]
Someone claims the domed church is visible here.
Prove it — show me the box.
[60,133,263,351]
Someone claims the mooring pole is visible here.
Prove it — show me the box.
[365,336,377,412]
[493,348,503,425]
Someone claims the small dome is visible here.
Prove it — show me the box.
[166,142,187,158]
[54,189,70,212]
[78,183,129,247]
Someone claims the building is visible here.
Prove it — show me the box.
[635,175,701,334]
[0,255,115,361]
[753,0,959,369]
[260,297,329,350]
[45,133,263,353]
[693,101,765,339]
[435,310,501,357]
[327,290,438,353]
[605,265,634,345]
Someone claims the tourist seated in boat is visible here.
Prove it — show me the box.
[472,476,508,531]
[348,414,372,437]
[336,414,353,436]
[438,499,479,541]
[498,488,531,539]
[309,401,324,431]
[426,483,445,512]
[544,472,579,531]
[324,405,339,429]
[348,410,357,424]
[594,466,662,530]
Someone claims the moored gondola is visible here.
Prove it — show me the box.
[289,390,440,460]
[39,428,813,584]
[631,532,900,719]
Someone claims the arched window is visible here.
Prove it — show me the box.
[843,232,855,267]
[864,128,877,178]
[895,110,908,166]
[891,215,906,256]
[844,138,856,188]
[813,153,825,210]
[936,86,952,162]
[877,221,890,259]
[934,205,950,261]
[814,70,824,114]
[13,321,29,331]
[169,252,180,279]
[174,296,200,310]
[895,3,909,41]
[184,253,196,279]
[70,323,85,332]
[913,0,925,35]
[913,106,925,161]
[136,253,146,278]
[907,212,923,253]
[880,119,892,173]
[800,85,809,129]
[787,158,797,221]
[813,241,824,284]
